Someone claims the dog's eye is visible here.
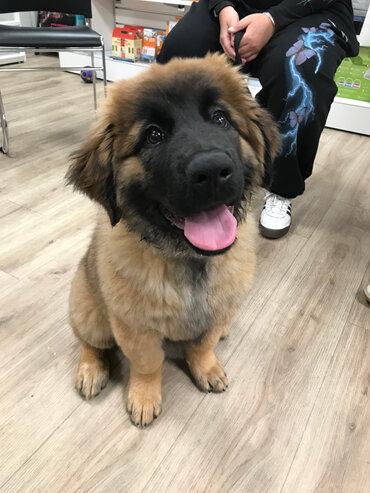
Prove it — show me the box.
[146,126,164,145]
[211,111,229,128]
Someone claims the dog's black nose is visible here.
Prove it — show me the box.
[187,152,233,193]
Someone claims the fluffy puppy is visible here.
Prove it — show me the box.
[67,54,280,427]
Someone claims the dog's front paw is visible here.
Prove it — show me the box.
[75,359,109,399]
[126,370,162,428]
[187,351,229,393]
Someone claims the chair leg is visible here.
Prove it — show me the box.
[0,90,9,155]
[102,41,107,98]
[91,51,97,111]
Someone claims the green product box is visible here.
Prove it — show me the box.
[334,46,370,103]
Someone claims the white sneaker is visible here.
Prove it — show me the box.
[365,285,370,304]
[259,192,292,239]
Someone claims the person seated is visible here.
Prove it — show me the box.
[158,0,359,238]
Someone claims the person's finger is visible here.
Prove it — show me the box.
[244,53,258,63]
[238,38,258,59]
[237,44,252,58]
[228,32,236,55]
[228,17,251,33]
[221,42,235,59]
[238,46,257,61]
[230,33,235,49]
[220,31,235,58]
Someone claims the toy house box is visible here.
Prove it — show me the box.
[112,26,143,63]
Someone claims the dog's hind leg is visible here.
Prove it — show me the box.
[75,342,110,399]
[186,326,229,393]
[112,318,164,428]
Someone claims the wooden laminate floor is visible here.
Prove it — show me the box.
[0,54,369,493]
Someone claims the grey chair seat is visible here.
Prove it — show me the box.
[0,24,102,48]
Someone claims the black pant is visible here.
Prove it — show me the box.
[158,0,355,198]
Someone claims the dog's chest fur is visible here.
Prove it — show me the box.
[98,216,255,342]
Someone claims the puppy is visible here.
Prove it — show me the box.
[67,54,280,427]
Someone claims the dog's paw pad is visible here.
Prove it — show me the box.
[75,361,109,399]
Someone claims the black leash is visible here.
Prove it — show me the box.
[233,29,246,66]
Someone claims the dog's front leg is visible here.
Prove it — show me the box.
[186,326,229,393]
[112,318,164,428]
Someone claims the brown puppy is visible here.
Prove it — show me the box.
[67,54,280,427]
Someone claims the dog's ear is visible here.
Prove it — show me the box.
[66,122,121,226]
[252,107,281,189]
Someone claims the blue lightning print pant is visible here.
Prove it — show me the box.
[157,0,357,198]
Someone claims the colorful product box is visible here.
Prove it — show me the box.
[141,28,166,62]
[334,46,370,103]
[141,28,158,63]
[156,31,165,56]
[112,26,143,63]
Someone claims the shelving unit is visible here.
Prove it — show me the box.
[115,0,189,30]
[326,96,370,135]
[59,0,370,135]
[60,0,191,80]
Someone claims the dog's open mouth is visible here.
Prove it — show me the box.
[161,204,237,252]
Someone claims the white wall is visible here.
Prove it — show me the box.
[19,11,38,27]
[92,0,115,51]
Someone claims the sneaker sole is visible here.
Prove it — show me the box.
[259,222,291,239]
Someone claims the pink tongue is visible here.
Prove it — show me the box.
[184,205,237,251]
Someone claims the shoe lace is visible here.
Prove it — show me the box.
[265,193,291,217]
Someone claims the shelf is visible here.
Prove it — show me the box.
[331,96,370,109]
[0,52,26,65]
[59,50,148,82]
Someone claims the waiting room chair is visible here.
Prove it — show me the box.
[0,0,107,154]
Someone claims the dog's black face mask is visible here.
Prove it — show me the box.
[117,80,257,256]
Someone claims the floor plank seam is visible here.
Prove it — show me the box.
[0,269,20,282]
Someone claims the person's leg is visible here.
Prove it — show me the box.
[157,0,222,63]
[248,14,349,237]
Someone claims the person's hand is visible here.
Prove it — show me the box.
[228,13,275,63]
[219,6,240,60]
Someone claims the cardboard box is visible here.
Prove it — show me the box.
[156,31,165,56]
[334,46,370,103]
[141,28,166,62]
[112,26,143,63]
[141,28,158,62]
